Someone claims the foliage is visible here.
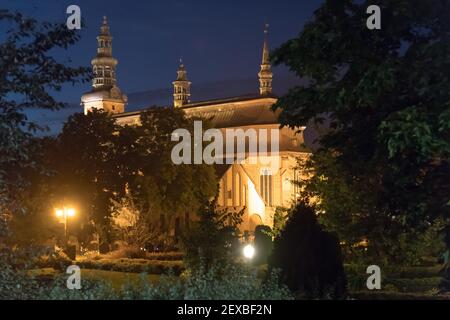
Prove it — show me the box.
[51,110,119,243]
[118,108,218,235]
[181,263,293,300]
[269,203,347,299]
[111,196,159,250]
[271,206,289,238]
[40,107,219,246]
[119,262,292,300]
[101,248,183,261]
[0,10,89,239]
[0,247,291,300]
[345,263,442,294]
[31,249,73,271]
[76,258,184,275]
[8,139,63,245]
[181,201,243,272]
[272,0,450,264]
[253,225,273,265]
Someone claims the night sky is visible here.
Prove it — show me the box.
[4,0,324,133]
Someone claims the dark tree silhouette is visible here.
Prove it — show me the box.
[0,10,89,239]
[270,203,347,299]
[254,225,273,265]
[271,0,450,265]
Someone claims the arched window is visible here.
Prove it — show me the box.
[260,168,273,206]
[235,173,241,206]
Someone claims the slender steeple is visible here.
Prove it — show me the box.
[81,16,127,114]
[172,58,191,108]
[92,16,117,88]
[258,23,273,95]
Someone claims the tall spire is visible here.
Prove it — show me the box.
[258,23,273,95]
[81,16,127,115]
[91,16,117,88]
[100,16,110,36]
[173,58,191,108]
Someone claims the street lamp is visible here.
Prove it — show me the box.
[55,207,76,244]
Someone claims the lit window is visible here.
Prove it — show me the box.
[260,168,273,206]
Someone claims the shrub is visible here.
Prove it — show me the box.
[181,202,243,272]
[120,262,293,300]
[33,249,73,271]
[269,202,347,299]
[100,247,184,261]
[254,225,273,265]
[101,246,147,259]
[76,258,184,275]
[145,251,184,261]
[182,263,293,300]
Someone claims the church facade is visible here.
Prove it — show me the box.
[81,18,309,234]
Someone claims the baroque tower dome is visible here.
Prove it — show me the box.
[172,58,191,108]
[81,16,127,115]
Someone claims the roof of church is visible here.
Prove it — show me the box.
[181,93,277,109]
[113,93,280,128]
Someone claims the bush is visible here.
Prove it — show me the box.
[76,258,184,275]
[101,246,147,259]
[181,202,242,272]
[182,263,293,300]
[33,249,73,271]
[0,256,292,300]
[254,225,273,265]
[101,246,184,261]
[269,202,347,299]
[120,262,293,300]
[145,251,183,261]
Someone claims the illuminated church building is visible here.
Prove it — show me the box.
[81,17,309,234]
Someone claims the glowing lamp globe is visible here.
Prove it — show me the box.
[243,244,255,259]
[67,208,76,217]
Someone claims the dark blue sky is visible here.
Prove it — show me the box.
[4,0,324,133]
[5,0,323,100]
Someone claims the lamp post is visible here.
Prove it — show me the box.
[55,207,75,245]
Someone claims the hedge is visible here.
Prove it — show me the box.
[76,258,185,275]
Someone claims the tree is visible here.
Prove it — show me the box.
[182,201,243,272]
[253,225,273,265]
[48,107,219,248]
[269,203,347,299]
[54,110,120,244]
[0,10,89,240]
[272,0,450,264]
[118,108,218,238]
[111,195,159,250]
